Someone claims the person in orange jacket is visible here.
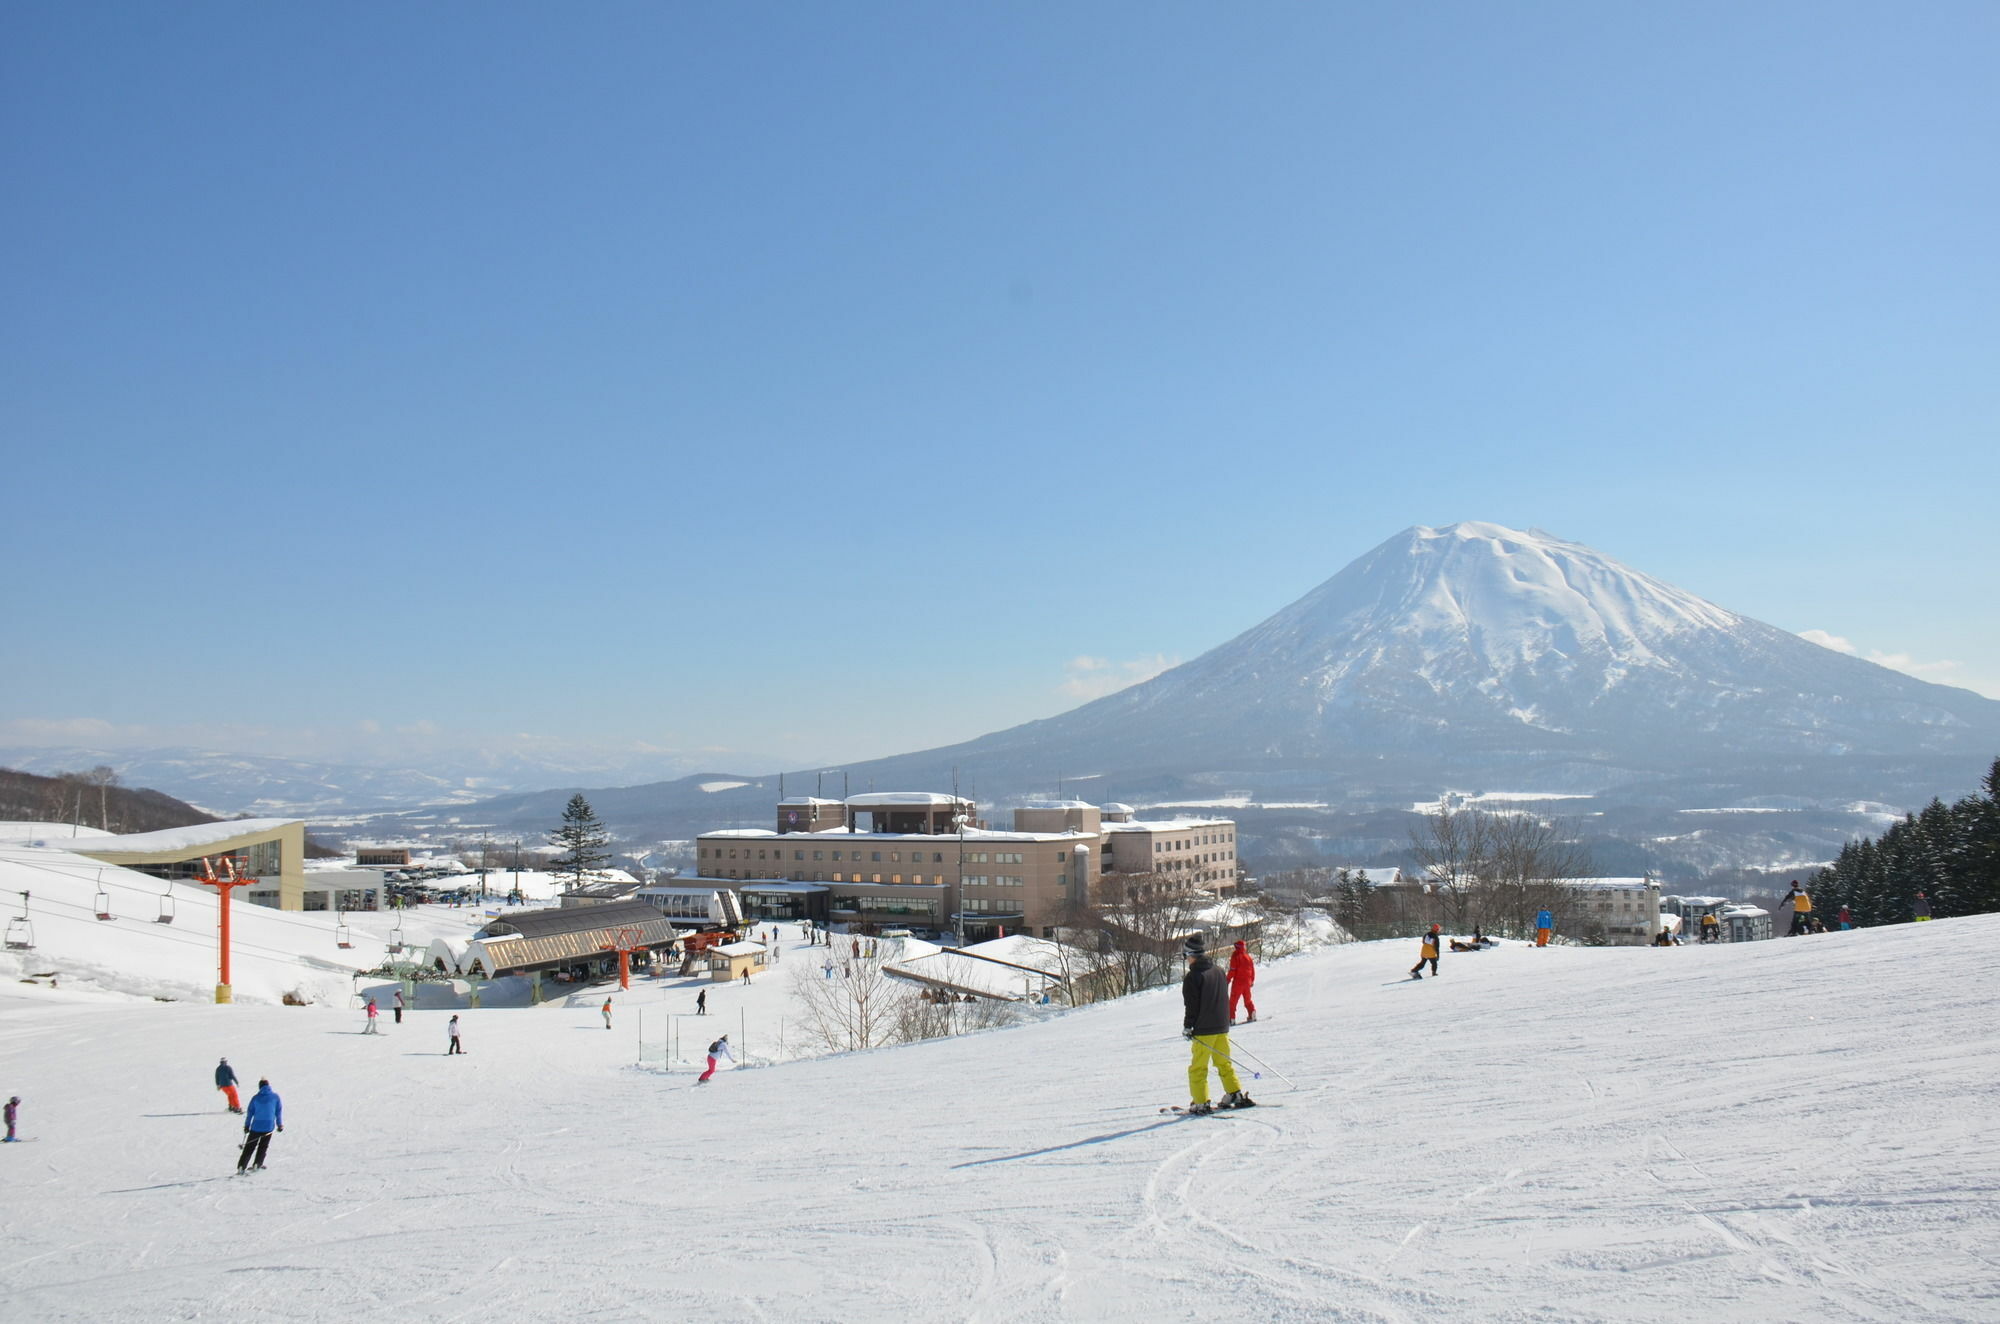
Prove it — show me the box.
[1410,923,1441,979]
[1227,939,1257,1023]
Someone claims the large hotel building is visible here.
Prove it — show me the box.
[675,792,1238,942]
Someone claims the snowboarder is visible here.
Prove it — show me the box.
[1784,883,1813,936]
[696,988,708,1015]
[1914,892,1932,922]
[1535,908,1554,947]
[446,1014,464,1055]
[216,1056,242,1113]
[698,1034,733,1083]
[601,998,613,1030]
[363,998,381,1034]
[1181,934,1252,1114]
[393,987,406,1024]
[1700,912,1721,942]
[1410,924,1441,979]
[3,1095,18,1141]
[1227,938,1257,1023]
[236,1079,281,1173]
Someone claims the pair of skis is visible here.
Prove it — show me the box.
[1160,1102,1281,1116]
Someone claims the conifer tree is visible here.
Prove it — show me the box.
[1812,757,2000,924]
[548,793,612,893]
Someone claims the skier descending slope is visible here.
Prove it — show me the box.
[1181,934,1253,1115]
[1228,939,1257,1023]
[698,1035,733,1083]
[236,1079,282,1174]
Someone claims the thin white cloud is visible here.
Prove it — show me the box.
[1798,629,1856,655]
[1798,630,1993,696]
[1060,653,1178,701]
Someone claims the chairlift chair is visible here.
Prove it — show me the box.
[94,872,115,921]
[387,917,405,955]
[156,882,176,924]
[6,892,33,951]
[336,917,353,950]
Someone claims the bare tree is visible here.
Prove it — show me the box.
[1481,813,1593,937]
[1411,806,1593,936]
[1059,872,1212,998]
[785,946,916,1054]
[1409,805,1493,930]
[87,766,119,830]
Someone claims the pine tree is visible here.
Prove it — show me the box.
[548,793,612,893]
[1812,757,2000,925]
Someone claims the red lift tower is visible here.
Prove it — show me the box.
[600,926,647,991]
[194,855,254,1004]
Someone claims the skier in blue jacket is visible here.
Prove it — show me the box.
[237,1079,283,1173]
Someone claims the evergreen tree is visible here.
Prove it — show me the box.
[548,793,612,893]
[1813,757,2000,924]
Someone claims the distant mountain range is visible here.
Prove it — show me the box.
[25,523,1999,879]
[0,745,766,818]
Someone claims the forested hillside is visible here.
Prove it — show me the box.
[0,766,218,834]
[1812,758,2000,924]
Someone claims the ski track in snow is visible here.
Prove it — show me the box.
[3,920,1999,1322]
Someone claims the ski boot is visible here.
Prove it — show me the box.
[1185,1100,1216,1116]
[1220,1091,1257,1110]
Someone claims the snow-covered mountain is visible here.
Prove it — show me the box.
[1010,520,1999,771]
[418,523,2000,877]
[824,521,2000,811]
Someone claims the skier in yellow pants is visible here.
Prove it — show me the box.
[1181,933,1253,1114]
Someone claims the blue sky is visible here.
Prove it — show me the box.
[4,2,1995,775]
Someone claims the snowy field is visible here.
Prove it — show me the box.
[2,881,1996,1324]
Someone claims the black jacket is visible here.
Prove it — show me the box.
[1182,957,1231,1036]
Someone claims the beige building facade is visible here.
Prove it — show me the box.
[690,793,1237,940]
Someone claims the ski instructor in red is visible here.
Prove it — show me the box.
[1228,938,1257,1023]
[1181,933,1254,1115]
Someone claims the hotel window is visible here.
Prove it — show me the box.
[872,852,882,862]
[794,850,804,860]
[813,851,823,861]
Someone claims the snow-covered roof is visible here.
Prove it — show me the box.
[1568,877,1656,890]
[885,944,1075,1000]
[64,819,301,855]
[704,828,779,839]
[846,792,971,807]
[711,941,766,957]
[1016,800,1096,810]
[776,797,841,805]
[1103,817,1233,833]
[0,821,117,843]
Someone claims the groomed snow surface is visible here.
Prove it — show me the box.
[3,918,1998,1323]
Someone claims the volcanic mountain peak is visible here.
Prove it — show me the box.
[1256,522,1744,676]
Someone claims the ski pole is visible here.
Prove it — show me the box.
[1224,1038,1297,1090]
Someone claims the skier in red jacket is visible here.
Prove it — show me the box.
[1228,939,1257,1023]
